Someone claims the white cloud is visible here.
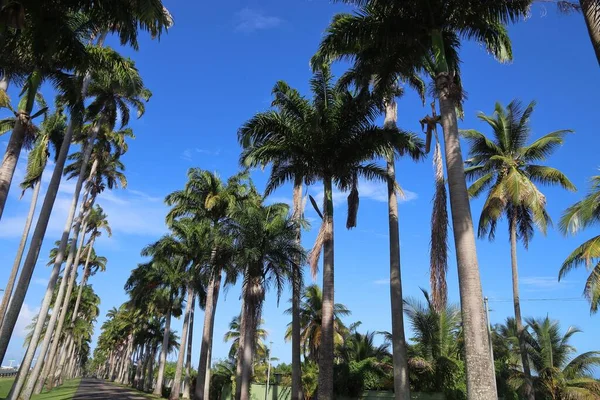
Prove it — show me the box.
[14,303,39,339]
[307,179,418,213]
[97,188,168,237]
[181,147,221,162]
[373,278,389,285]
[33,277,48,287]
[234,8,283,33]
[521,276,569,289]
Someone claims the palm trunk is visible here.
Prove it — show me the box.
[194,266,222,400]
[0,179,41,329]
[510,214,535,400]
[317,176,334,400]
[140,344,151,390]
[291,179,304,400]
[0,66,98,364]
[235,299,246,400]
[183,294,195,399]
[154,305,173,396]
[43,218,97,393]
[436,71,497,399]
[384,100,411,400]
[239,281,264,400]
[146,346,157,392]
[170,286,194,400]
[9,223,82,400]
[23,162,98,399]
[70,235,95,325]
[580,0,600,66]
[0,70,42,221]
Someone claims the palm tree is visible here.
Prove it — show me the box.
[0,51,148,378]
[127,244,186,396]
[0,104,65,330]
[0,0,170,367]
[12,67,147,400]
[241,68,419,400]
[165,169,249,400]
[228,198,304,400]
[515,317,600,399]
[464,99,575,397]
[312,2,532,397]
[224,315,268,361]
[240,74,424,400]
[403,289,464,397]
[559,172,600,312]
[338,330,390,363]
[284,284,350,363]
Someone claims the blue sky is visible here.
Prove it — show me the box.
[1,0,599,370]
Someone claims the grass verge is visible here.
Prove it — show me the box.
[0,378,81,400]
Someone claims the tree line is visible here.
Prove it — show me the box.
[1,1,600,400]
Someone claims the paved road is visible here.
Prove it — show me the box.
[74,379,152,399]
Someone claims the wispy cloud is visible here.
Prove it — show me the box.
[521,276,570,290]
[234,8,283,33]
[181,147,221,162]
[373,278,389,285]
[33,277,48,287]
[308,179,418,213]
[14,303,38,338]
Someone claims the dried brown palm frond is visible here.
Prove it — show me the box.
[346,173,359,229]
[430,138,449,313]
[308,221,327,280]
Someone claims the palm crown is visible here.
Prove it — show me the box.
[464,100,576,244]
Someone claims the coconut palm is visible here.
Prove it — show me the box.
[227,199,304,400]
[312,1,532,397]
[0,104,65,330]
[224,315,268,361]
[284,284,350,363]
[165,169,249,400]
[464,99,575,396]
[559,172,600,313]
[403,289,464,396]
[513,317,600,399]
[338,330,390,363]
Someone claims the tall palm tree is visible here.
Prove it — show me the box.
[224,315,268,361]
[241,68,420,400]
[228,199,304,400]
[559,172,600,312]
[284,284,350,363]
[9,62,148,400]
[464,99,575,398]
[517,317,600,399]
[0,49,147,372]
[128,241,186,396]
[312,2,532,397]
[165,169,249,400]
[0,0,171,366]
[0,104,65,330]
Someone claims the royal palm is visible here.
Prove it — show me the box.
[313,1,531,396]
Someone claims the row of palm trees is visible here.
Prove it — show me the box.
[92,169,303,400]
[0,1,172,399]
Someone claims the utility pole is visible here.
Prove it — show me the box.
[484,297,497,394]
[265,341,273,400]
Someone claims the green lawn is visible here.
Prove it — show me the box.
[0,378,81,400]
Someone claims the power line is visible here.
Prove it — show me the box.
[487,297,585,303]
